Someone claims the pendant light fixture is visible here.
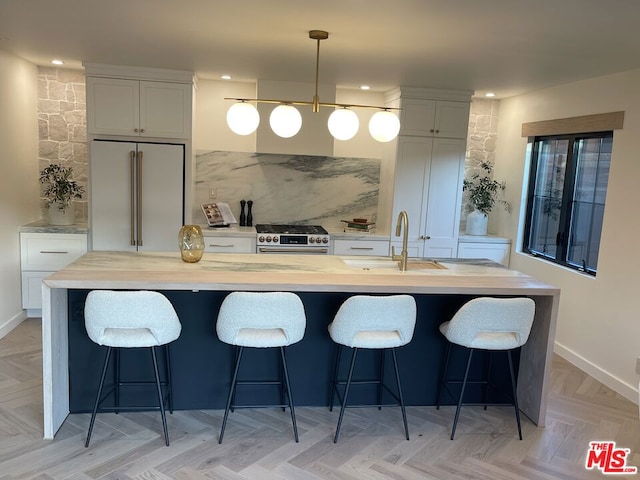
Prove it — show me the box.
[225,30,400,142]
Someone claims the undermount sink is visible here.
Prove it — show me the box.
[341,257,447,272]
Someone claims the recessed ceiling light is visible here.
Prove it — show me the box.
[51,59,64,65]
[221,75,232,80]
[360,85,370,90]
[485,92,496,97]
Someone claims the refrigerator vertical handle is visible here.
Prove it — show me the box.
[129,151,136,246]
[137,150,143,246]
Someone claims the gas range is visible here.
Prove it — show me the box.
[255,224,330,254]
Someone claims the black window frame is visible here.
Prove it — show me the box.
[522,131,613,276]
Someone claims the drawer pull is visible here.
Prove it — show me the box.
[209,243,235,248]
[350,247,374,250]
[39,250,69,254]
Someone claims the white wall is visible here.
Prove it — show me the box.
[493,69,640,403]
[0,51,39,337]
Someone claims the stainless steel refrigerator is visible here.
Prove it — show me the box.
[90,140,185,251]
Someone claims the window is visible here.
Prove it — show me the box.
[523,132,612,275]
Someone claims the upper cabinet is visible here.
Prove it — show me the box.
[388,87,472,258]
[399,98,470,139]
[84,63,194,139]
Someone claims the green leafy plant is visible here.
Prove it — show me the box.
[463,161,511,215]
[39,164,85,212]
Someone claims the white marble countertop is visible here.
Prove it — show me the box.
[199,224,256,237]
[20,220,89,234]
[45,251,558,295]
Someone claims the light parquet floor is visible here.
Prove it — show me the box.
[0,318,638,479]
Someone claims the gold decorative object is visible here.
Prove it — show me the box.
[178,225,205,263]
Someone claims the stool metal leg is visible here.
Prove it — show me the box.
[114,347,120,414]
[390,348,409,440]
[150,346,170,447]
[329,345,342,412]
[507,350,523,440]
[334,347,358,443]
[451,348,474,440]
[436,342,453,410]
[377,349,385,410]
[165,345,174,414]
[279,346,299,442]
[85,346,112,448]
[219,346,244,444]
[483,351,492,410]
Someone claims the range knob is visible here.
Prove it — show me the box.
[266,236,272,242]
[258,235,265,243]
[309,237,316,243]
[322,237,329,243]
[273,236,279,243]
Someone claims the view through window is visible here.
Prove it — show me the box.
[523,132,612,275]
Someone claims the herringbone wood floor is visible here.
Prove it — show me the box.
[1,318,638,479]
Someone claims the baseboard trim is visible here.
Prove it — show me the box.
[0,310,28,340]
[555,341,639,405]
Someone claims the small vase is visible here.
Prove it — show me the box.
[465,209,488,236]
[178,225,205,263]
[48,201,75,226]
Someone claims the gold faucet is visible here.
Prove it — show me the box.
[391,210,409,271]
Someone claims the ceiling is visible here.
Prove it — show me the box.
[1,0,640,99]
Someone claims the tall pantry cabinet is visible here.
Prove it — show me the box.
[84,63,195,251]
[388,88,472,258]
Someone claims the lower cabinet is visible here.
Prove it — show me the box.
[203,234,255,253]
[332,239,390,256]
[20,232,88,312]
[457,237,511,267]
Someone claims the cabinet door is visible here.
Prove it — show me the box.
[139,81,191,139]
[392,137,432,252]
[90,141,138,251]
[333,239,390,256]
[86,77,140,136]
[204,236,255,253]
[422,138,465,258]
[137,143,185,251]
[458,242,511,266]
[399,99,437,136]
[433,101,471,139]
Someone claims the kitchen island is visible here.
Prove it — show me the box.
[42,251,559,439]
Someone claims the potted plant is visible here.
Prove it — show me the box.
[39,163,85,225]
[462,161,511,235]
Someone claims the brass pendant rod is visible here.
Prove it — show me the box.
[312,34,321,113]
[224,97,399,111]
[224,29,400,112]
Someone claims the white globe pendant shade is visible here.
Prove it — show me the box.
[328,108,359,141]
[369,110,401,142]
[270,105,302,138]
[226,102,260,135]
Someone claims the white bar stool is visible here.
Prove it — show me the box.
[216,291,306,443]
[84,290,182,447]
[436,297,535,440]
[328,294,416,443]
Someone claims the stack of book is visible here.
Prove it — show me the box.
[341,219,376,233]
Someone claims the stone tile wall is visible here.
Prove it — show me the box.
[461,98,501,230]
[37,67,87,221]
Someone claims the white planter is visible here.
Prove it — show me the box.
[48,201,75,226]
[465,209,488,236]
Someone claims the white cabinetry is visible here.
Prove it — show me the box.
[457,235,511,266]
[86,77,191,139]
[333,239,389,256]
[400,99,470,138]
[20,232,87,312]
[390,136,466,258]
[389,88,471,259]
[203,234,256,253]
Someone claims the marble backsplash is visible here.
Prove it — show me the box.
[194,151,380,229]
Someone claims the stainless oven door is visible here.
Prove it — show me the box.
[257,245,329,254]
